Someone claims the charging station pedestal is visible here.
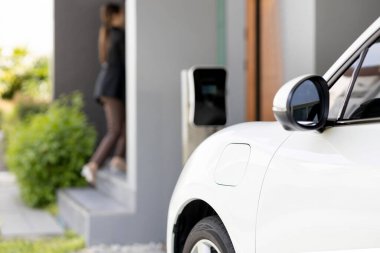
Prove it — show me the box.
[181,67,227,164]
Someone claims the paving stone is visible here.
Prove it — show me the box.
[0,212,32,237]
[0,171,64,238]
[23,209,64,236]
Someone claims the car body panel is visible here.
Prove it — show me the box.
[214,143,251,186]
[256,123,380,252]
[167,122,290,253]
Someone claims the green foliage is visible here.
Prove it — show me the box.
[0,47,51,100]
[5,93,96,207]
[0,230,85,253]
[4,98,49,124]
[2,99,49,150]
[13,100,49,122]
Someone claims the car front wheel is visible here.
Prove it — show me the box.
[183,216,235,253]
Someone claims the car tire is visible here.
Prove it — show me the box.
[182,216,235,253]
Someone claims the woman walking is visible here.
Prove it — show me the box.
[82,2,126,184]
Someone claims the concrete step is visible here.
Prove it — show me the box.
[58,188,132,245]
[96,167,130,207]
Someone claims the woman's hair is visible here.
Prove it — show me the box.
[98,3,122,63]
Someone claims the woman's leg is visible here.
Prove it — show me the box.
[114,116,126,158]
[110,106,127,171]
[90,97,124,167]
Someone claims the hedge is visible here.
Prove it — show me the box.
[5,93,96,207]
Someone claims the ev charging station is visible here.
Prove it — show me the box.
[181,67,227,163]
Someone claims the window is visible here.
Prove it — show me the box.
[329,39,380,121]
[328,57,359,119]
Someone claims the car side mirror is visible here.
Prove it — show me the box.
[273,75,329,131]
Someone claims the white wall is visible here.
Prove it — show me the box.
[226,0,246,124]
[125,0,247,243]
[127,0,218,243]
[278,0,380,80]
[279,0,316,82]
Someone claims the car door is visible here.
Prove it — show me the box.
[256,36,380,252]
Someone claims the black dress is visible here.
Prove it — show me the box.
[94,27,125,104]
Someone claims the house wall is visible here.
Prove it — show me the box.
[125,0,247,243]
[126,0,217,243]
[54,0,124,137]
[54,0,246,140]
[226,0,246,124]
[316,0,380,75]
[276,0,380,81]
[279,0,316,82]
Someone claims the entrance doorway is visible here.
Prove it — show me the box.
[246,0,283,121]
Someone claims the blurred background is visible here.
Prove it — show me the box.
[0,0,380,253]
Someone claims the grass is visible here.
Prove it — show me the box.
[0,231,85,253]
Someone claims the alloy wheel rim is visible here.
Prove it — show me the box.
[190,239,221,253]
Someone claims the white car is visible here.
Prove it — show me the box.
[167,17,380,253]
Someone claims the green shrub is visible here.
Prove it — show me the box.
[1,99,48,132]
[5,92,96,207]
[13,99,49,121]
